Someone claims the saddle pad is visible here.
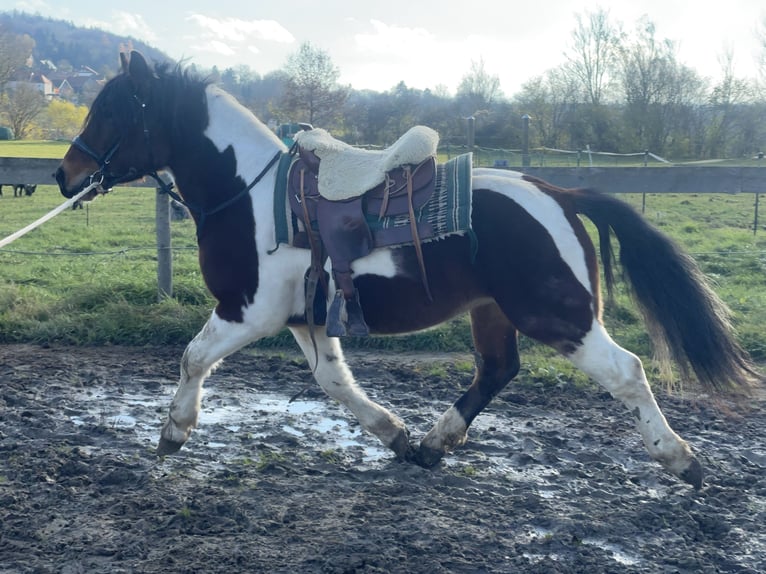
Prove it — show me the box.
[273,153,473,251]
[294,125,439,200]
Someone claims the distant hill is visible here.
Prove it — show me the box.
[0,11,173,76]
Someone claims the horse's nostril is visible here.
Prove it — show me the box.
[54,167,73,197]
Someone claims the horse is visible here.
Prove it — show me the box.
[55,51,758,490]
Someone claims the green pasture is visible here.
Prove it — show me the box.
[0,140,70,158]
[0,141,764,387]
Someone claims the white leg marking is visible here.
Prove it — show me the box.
[567,321,695,476]
[161,310,266,446]
[420,406,468,454]
[289,326,411,456]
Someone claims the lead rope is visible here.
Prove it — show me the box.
[152,150,282,240]
[0,181,102,249]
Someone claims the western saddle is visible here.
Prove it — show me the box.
[287,125,440,337]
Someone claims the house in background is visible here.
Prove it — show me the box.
[56,78,75,100]
[7,70,55,100]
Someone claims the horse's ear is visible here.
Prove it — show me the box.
[126,50,153,97]
[119,52,129,73]
[127,50,150,81]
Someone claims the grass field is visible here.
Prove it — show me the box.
[0,140,70,158]
[1,141,764,386]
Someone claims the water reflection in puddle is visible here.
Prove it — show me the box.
[69,383,391,466]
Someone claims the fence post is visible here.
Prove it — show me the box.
[155,179,172,300]
[466,116,475,166]
[521,114,531,168]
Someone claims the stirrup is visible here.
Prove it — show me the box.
[344,290,370,337]
[326,290,347,337]
[326,290,370,338]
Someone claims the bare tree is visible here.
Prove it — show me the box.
[514,66,579,149]
[0,25,34,93]
[706,51,756,157]
[757,15,766,99]
[619,18,705,154]
[1,83,46,139]
[456,58,503,113]
[281,42,349,127]
[565,8,622,106]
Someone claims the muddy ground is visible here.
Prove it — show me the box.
[0,344,764,573]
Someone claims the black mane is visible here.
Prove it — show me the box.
[84,60,211,138]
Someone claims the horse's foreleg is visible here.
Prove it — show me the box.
[567,321,703,489]
[157,311,259,455]
[289,326,414,460]
[416,302,520,467]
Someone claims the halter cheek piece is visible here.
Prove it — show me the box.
[70,134,122,190]
[71,92,282,238]
[70,94,150,191]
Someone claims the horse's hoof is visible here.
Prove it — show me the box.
[389,429,416,462]
[680,457,704,490]
[156,437,185,456]
[413,444,444,468]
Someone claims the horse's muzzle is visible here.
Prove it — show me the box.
[54,166,98,199]
[54,166,76,198]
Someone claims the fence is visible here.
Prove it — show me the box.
[1,157,765,299]
[1,157,174,299]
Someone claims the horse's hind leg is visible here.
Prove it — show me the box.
[566,320,703,489]
[289,326,414,460]
[416,302,520,467]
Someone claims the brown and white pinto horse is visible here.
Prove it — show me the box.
[56,51,758,489]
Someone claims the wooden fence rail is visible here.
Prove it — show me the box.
[2,157,764,300]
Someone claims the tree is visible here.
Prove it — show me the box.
[705,51,756,157]
[1,83,46,139]
[756,15,766,99]
[456,58,503,113]
[0,25,34,92]
[565,8,622,106]
[281,42,349,127]
[561,8,623,150]
[515,66,580,149]
[45,98,88,140]
[618,18,705,155]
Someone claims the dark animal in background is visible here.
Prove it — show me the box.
[0,184,37,197]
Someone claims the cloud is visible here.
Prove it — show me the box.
[186,14,294,44]
[13,0,51,12]
[179,14,294,66]
[82,11,159,44]
[350,19,515,92]
[198,39,237,57]
[355,20,436,58]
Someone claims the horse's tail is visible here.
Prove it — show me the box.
[570,187,760,396]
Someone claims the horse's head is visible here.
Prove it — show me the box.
[55,51,170,198]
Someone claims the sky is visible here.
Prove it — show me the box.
[4,0,765,95]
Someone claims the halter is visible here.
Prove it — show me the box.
[71,92,283,238]
[70,94,152,192]
[70,135,123,190]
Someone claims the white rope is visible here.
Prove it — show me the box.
[0,182,101,249]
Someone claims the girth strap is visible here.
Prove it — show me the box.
[405,165,432,301]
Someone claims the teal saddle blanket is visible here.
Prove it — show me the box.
[272,152,474,250]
